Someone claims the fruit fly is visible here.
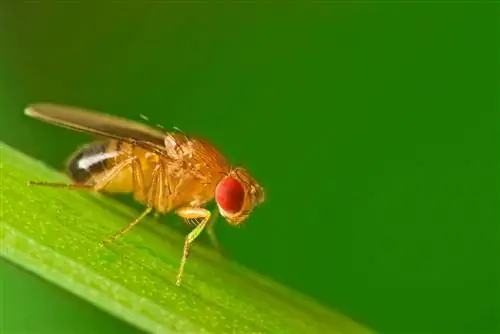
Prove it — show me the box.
[25,103,265,286]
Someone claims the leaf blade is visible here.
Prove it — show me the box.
[0,142,375,334]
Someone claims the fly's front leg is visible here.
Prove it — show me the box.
[171,174,222,252]
[175,207,211,286]
[206,209,223,253]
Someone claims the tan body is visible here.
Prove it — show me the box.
[25,102,265,286]
[69,136,229,213]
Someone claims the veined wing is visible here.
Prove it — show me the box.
[25,102,169,155]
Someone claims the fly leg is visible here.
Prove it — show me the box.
[175,207,211,286]
[169,173,223,252]
[206,209,223,253]
[162,163,188,211]
[99,207,152,248]
[28,181,94,190]
[29,156,143,194]
[29,155,154,247]
[100,162,164,246]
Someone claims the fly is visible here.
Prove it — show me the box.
[25,102,265,286]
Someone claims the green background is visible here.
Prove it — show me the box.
[1,3,498,334]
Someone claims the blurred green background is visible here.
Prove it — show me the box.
[0,3,497,334]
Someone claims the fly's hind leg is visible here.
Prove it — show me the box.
[29,155,153,247]
[100,162,165,247]
[28,181,94,190]
[29,156,142,194]
[175,207,211,286]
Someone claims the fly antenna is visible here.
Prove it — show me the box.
[233,167,251,187]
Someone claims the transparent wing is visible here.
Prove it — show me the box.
[25,102,168,154]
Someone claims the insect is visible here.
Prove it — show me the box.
[25,102,265,286]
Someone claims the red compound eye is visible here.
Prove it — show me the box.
[215,176,245,214]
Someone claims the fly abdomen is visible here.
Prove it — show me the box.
[66,140,120,184]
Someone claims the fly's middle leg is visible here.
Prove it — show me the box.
[100,162,164,247]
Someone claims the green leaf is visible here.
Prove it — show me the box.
[0,142,374,334]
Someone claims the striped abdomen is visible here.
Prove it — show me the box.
[66,140,122,185]
[65,140,161,196]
